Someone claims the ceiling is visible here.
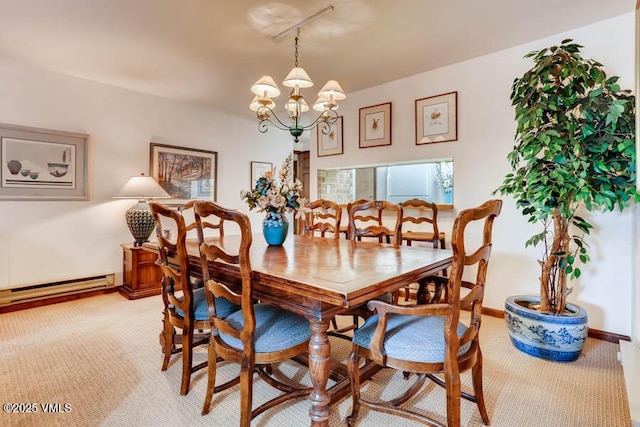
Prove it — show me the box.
[0,0,634,120]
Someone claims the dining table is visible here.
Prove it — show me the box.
[147,233,452,427]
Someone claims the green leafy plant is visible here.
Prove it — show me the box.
[495,39,637,314]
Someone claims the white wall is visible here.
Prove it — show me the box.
[0,58,292,289]
[312,13,636,335]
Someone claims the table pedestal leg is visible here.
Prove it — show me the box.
[416,278,430,304]
[308,319,331,427]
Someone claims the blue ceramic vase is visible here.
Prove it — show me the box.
[505,295,588,362]
[262,211,289,246]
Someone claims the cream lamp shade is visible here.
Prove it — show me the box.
[113,173,171,246]
[317,80,346,101]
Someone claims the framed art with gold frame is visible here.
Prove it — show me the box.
[149,142,217,205]
[317,116,343,157]
[415,91,458,145]
[359,102,392,148]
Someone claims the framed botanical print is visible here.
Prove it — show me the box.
[359,102,392,148]
[317,116,343,157]
[250,161,272,185]
[415,91,458,145]
[149,143,217,205]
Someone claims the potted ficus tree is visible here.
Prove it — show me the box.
[496,39,637,361]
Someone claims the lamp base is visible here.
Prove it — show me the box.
[125,200,156,246]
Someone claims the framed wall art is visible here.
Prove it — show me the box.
[0,123,89,200]
[317,116,343,157]
[359,102,392,148]
[250,161,273,185]
[149,143,217,205]
[415,91,458,145]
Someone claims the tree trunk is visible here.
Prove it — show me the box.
[539,209,569,314]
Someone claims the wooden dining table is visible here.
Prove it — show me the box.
[148,233,452,426]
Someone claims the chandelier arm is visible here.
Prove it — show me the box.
[256,107,291,131]
[299,109,339,131]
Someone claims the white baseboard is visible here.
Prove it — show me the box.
[620,340,640,427]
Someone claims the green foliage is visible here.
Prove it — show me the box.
[495,39,637,314]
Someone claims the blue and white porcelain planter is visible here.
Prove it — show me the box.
[505,295,588,362]
[262,211,289,246]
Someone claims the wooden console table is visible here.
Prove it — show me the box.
[119,244,162,300]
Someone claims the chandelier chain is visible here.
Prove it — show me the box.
[294,28,300,67]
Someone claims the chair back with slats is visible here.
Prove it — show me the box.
[150,202,192,327]
[446,199,502,344]
[181,200,224,238]
[399,198,444,248]
[303,199,342,238]
[339,199,369,239]
[194,201,252,339]
[347,200,402,245]
[149,201,210,396]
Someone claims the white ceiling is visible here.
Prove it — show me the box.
[0,0,634,119]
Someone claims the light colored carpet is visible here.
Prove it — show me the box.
[0,292,631,427]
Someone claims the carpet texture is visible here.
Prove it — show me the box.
[0,292,631,426]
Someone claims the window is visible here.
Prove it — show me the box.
[317,159,453,205]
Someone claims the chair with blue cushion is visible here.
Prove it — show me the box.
[149,202,238,396]
[331,200,403,336]
[346,199,502,427]
[194,201,311,426]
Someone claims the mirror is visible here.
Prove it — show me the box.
[317,159,454,206]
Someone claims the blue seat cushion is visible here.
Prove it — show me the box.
[174,287,239,321]
[352,314,471,363]
[219,304,311,353]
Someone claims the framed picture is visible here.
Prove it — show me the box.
[149,143,217,205]
[415,91,458,145]
[359,102,392,148]
[250,161,273,186]
[317,116,343,157]
[0,123,88,200]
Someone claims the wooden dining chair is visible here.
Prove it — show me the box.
[339,199,369,239]
[347,200,402,245]
[194,201,312,426]
[302,199,342,238]
[181,200,225,239]
[400,198,445,248]
[346,199,502,427]
[332,200,403,335]
[399,198,447,302]
[149,202,235,396]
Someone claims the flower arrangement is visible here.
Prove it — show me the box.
[435,162,453,190]
[240,153,306,218]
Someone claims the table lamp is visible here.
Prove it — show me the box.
[113,173,171,246]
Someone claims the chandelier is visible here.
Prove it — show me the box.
[250,6,346,143]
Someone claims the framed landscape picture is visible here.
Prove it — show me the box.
[0,123,88,200]
[317,116,343,157]
[415,91,458,145]
[149,143,217,205]
[359,102,392,148]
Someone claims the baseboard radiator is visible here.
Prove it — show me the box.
[0,274,116,308]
